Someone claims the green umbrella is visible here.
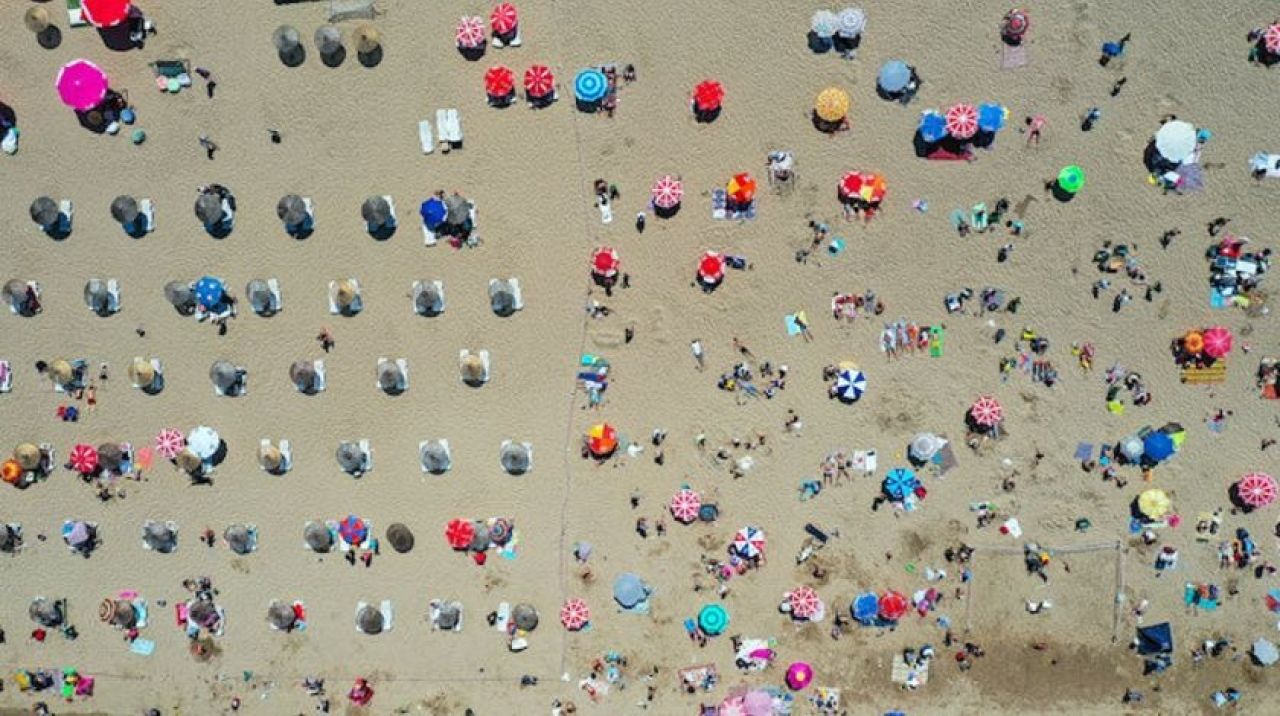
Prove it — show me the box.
[1057,165,1085,194]
[698,603,728,635]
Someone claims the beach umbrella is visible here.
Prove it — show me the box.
[1057,165,1085,194]
[30,197,59,227]
[692,80,724,112]
[195,192,224,225]
[101,599,137,628]
[110,195,139,225]
[84,279,110,314]
[1183,330,1205,354]
[651,175,683,209]
[29,598,64,627]
[362,196,391,226]
[143,521,176,552]
[485,65,516,97]
[164,280,194,310]
[245,280,272,314]
[1265,24,1280,54]
[420,441,451,474]
[174,450,202,474]
[574,68,607,103]
[1236,473,1277,509]
[501,442,532,474]
[445,518,474,550]
[811,9,838,38]
[56,59,109,111]
[513,603,539,631]
[1143,432,1175,463]
[313,25,342,56]
[353,25,381,55]
[1202,326,1232,358]
[338,515,368,546]
[698,504,718,521]
[419,197,447,229]
[386,523,415,553]
[445,194,470,225]
[415,281,444,316]
[878,590,908,620]
[814,87,850,122]
[786,662,814,690]
[489,517,513,545]
[490,2,518,34]
[253,443,280,473]
[790,586,821,619]
[1254,638,1280,667]
[277,195,307,225]
[272,24,301,51]
[909,433,940,462]
[524,64,555,98]
[852,592,879,622]
[154,428,184,459]
[586,423,618,458]
[304,521,333,552]
[224,524,253,554]
[47,358,73,387]
[977,103,1007,132]
[882,467,917,500]
[1119,436,1144,462]
[560,598,590,631]
[698,251,726,285]
[70,443,99,474]
[209,360,239,393]
[336,441,365,473]
[1137,488,1172,520]
[470,520,492,551]
[188,600,219,628]
[835,368,867,402]
[591,246,620,277]
[877,60,910,93]
[728,173,757,204]
[83,0,131,28]
[25,6,50,33]
[461,354,487,385]
[1002,8,1029,39]
[836,7,866,38]
[64,521,92,547]
[356,604,383,634]
[334,279,359,308]
[489,281,516,316]
[96,443,123,472]
[944,103,978,139]
[1155,120,1197,164]
[187,426,220,460]
[918,111,947,142]
[267,601,297,631]
[838,172,885,203]
[742,691,773,716]
[698,603,728,635]
[290,360,317,393]
[732,526,766,559]
[14,443,41,471]
[670,489,701,523]
[613,572,649,608]
[969,395,1003,427]
[437,601,462,630]
[195,276,225,309]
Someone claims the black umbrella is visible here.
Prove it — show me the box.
[512,603,539,631]
[304,521,332,552]
[501,442,531,475]
[362,196,391,225]
[96,443,123,472]
[111,195,139,224]
[277,194,307,225]
[356,604,383,634]
[30,196,59,226]
[386,523,414,553]
[420,441,451,474]
[209,361,239,392]
[195,193,224,225]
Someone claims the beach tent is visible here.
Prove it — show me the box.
[1136,622,1172,655]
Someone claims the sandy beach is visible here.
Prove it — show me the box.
[3,0,1280,713]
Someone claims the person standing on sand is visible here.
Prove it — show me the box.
[317,327,334,352]
[1023,115,1044,145]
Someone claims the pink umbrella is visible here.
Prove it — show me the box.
[741,690,773,716]
[1265,23,1280,54]
[69,443,99,474]
[154,428,186,459]
[490,2,518,35]
[651,175,684,209]
[969,395,1003,427]
[669,488,701,523]
[559,598,590,631]
[944,103,978,139]
[785,661,814,690]
[456,16,486,48]
[56,59,109,112]
[789,585,821,619]
[1237,472,1277,508]
[718,697,747,716]
[1202,326,1233,359]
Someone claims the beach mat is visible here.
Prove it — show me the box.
[1000,44,1028,69]
[1181,363,1227,384]
[711,189,757,221]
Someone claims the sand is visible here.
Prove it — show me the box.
[2,0,1279,713]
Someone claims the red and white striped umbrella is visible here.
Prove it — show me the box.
[1265,24,1280,54]
[154,428,186,458]
[591,247,619,277]
[945,103,978,139]
[651,175,683,209]
[560,598,590,630]
[789,585,821,619]
[69,443,99,474]
[490,3,518,35]
[969,395,1003,427]
[456,16,486,48]
[485,66,515,96]
[524,65,555,97]
[1237,472,1277,508]
[670,488,701,523]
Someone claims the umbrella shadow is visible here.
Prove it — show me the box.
[141,374,165,396]
[209,440,229,468]
[204,220,234,239]
[96,24,141,52]
[279,46,306,68]
[42,224,73,242]
[458,46,485,62]
[320,47,346,68]
[37,26,63,50]
[287,225,314,241]
[368,223,396,242]
[807,32,833,54]
[358,46,383,68]
[694,106,721,124]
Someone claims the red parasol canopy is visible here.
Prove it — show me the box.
[338,515,368,545]
[524,65,555,97]
[445,518,474,550]
[485,66,515,96]
[727,173,757,204]
[83,0,131,28]
[1265,24,1280,54]
[591,247,619,277]
[1202,326,1233,359]
[945,103,979,139]
[560,598,590,630]
[70,443,99,474]
[669,488,701,523]
[969,395,1003,427]
[878,590,908,620]
[789,585,821,619]
[456,16,486,48]
[651,175,684,209]
[692,80,724,112]
[698,251,726,284]
[1002,9,1029,38]
[154,428,185,459]
[587,423,618,457]
[838,171,886,204]
[1237,472,1277,508]
[490,2,518,35]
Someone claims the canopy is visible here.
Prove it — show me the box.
[187,425,220,460]
[732,526,765,559]
[195,276,224,309]
[83,0,131,28]
[1266,24,1280,54]
[810,10,838,38]
[56,59,108,111]
[1137,488,1172,520]
[386,522,414,553]
[969,395,1003,427]
[1236,472,1276,508]
[790,585,821,619]
[692,80,724,112]
[304,521,333,552]
[70,443,98,474]
[591,246,619,277]
[338,515,368,545]
[877,60,910,93]
[698,603,728,635]
[560,598,590,630]
[878,590,908,620]
[1154,120,1197,164]
[945,103,978,139]
[586,423,617,457]
[785,662,814,690]
[838,172,885,204]
[852,592,879,622]
[485,65,515,96]
[1136,622,1172,655]
[357,605,384,634]
[419,197,447,229]
[698,251,726,284]
[513,603,539,631]
[420,441,451,474]
[524,64,554,97]
[977,103,1007,132]
[456,16,485,48]
[30,197,59,227]
[836,7,866,38]
[727,173,756,204]
[882,467,918,500]
[445,518,473,549]
[1057,165,1085,193]
[652,175,683,209]
[277,195,307,225]
[1143,432,1175,463]
[574,68,608,102]
[918,111,947,142]
[1002,8,1029,38]
[814,87,850,122]
[154,428,185,458]
[1202,326,1232,358]
[490,2,518,34]
[835,368,867,402]
[670,488,701,523]
[613,572,650,608]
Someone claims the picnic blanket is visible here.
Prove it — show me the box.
[1181,363,1226,385]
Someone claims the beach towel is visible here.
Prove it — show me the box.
[928,326,944,357]
[1000,44,1029,69]
[926,146,973,161]
[784,312,808,336]
[711,189,757,220]
[971,204,988,231]
[129,638,155,655]
[1074,443,1093,462]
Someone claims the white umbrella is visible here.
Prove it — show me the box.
[1253,638,1279,666]
[811,10,838,38]
[187,426,220,460]
[836,7,865,38]
[909,433,940,461]
[1154,120,1196,164]
[1119,436,1144,462]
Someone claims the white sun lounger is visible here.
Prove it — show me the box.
[418,119,434,154]
[422,222,438,246]
[381,195,397,226]
[267,278,282,311]
[259,439,273,472]
[59,200,74,229]
[302,197,315,227]
[312,360,326,392]
[67,0,87,27]
[598,197,613,224]
[381,600,394,631]
[355,601,370,633]
[436,109,462,149]
[106,279,121,313]
[138,199,155,234]
[495,602,511,631]
[0,360,11,392]
[278,439,293,471]
[358,439,372,472]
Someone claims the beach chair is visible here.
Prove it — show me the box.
[436,109,462,151]
[355,601,371,633]
[39,444,55,474]
[422,222,438,246]
[138,199,155,234]
[106,280,121,314]
[598,197,613,224]
[0,360,11,393]
[418,119,434,155]
[380,599,394,631]
[380,195,397,227]
[300,197,315,230]
[266,278,283,312]
[312,360,327,392]
[58,200,74,233]
[358,439,372,472]
[278,439,293,471]
[66,0,87,27]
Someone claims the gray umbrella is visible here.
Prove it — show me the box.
[277,194,307,225]
[445,195,469,226]
[210,360,239,392]
[314,25,343,55]
[290,360,317,393]
[143,521,177,553]
[224,524,253,555]
[501,443,531,475]
[111,195,139,224]
[420,441,451,474]
[415,283,443,316]
[336,442,364,472]
[304,521,333,552]
[469,521,491,551]
[29,598,63,627]
[96,443,124,472]
[164,280,194,310]
[378,362,405,393]
[512,603,539,631]
[436,601,461,631]
[30,197,59,226]
[356,604,383,634]
[84,279,110,314]
[490,280,516,317]
[246,279,273,315]
[188,599,218,627]
[110,600,138,629]
[362,196,391,226]
[272,24,300,52]
[4,280,29,307]
[386,523,414,553]
[267,601,297,630]
[194,193,224,225]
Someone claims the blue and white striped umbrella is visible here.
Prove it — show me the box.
[835,368,867,402]
[574,68,607,103]
[195,276,225,309]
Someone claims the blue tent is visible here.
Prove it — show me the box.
[918,112,947,143]
[419,198,446,229]
[882,467,918,500]
[1136,622,1173,655]
[977,103,1006,132]
[852,592,879,623]
[1143,432,1176,462]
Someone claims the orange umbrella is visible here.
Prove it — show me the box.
[2,460,22,484]
[727,173,756,204]
[1183,331,1204,354]
[838,171,886,204]
[587,423,618,457]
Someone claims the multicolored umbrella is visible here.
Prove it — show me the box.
[154,428,185,458]
[1137,489,1172,520]
[69,444,99,474]
[1237,473,1277,509]
[1202,326,1232,358]
[882,467,917,500]
[969,395,1003,427]
[56,59,109,111]
[456,16,486,48]
[977,103,1007,132]
[727,173,757,204]
[789,586,821,619]
[484,66,515,97]
[1002,8,1029,39]
[835,7,866,38]
[1183,330,1205,354]
[560,598,590,630]
[489,517,513,545]
[670,488,701,523]
[731,526,765,559]
[338,515,368,545]
[489,2,518,35]
[195,276,225,309]
[187,425,220,460]
[944,103,978,139]
[83,0,131,28]
[698,603,728,635]
[814,87,850,122]
[878,590,908,620]
[698,251,726,285]
[692,80,724,112]
[524,64,555,98]
[651,175,683,209]
[811,10,838,39]
[445,518,474,550]
[1266,24,1280,54]
[918,111,947,142]
[586,423,618,457]
[838,172,886,204]
[574,68,608,103]
[835,368,867,402]
[591,246,620,277]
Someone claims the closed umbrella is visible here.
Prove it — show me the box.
[142,521,177,552]
[164,280,194,310]
[918,111,947,142]
[362,196,391,226]
[356,604,383,634]
[814,87,850,122]
[836,7,866,38]
[56,59,109,111]
[560,598,590,630]
[304,521,333,552]
[456,16,485,49]
[194,193,224,225]
[945,103,978,139]
[524,65,555,98]
[30,197,59,227]
[485,66,516,97]
[267,601,297,631]
[111,195,139,224]
[336,442,364,472]
[277,195,307,225]
[811,10,838,38]
[574,68,607,103]
[187,425,220,460]
[314,25,342,56]
[14,443,41,471]
[613,573,649,608]
[501,442,531,474]
[209,360,239,392]
[386,523,415,553]
[420,441,451,474]
[512,603,539,631]
[1155,120,1197,164]
[96,443,123,472]
[877,60,910,93]
[652,175,683,209]
[83,0,131,28]
[445,518,474,550]
[225,524,254,554]
[290,360,317,393]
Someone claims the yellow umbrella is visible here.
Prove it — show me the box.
[814,87,850,123]
[14,444,40,471]
[335,279,358,307]
[129,358,155,388]
[48,359,73,386]
[1137,488,1171,520]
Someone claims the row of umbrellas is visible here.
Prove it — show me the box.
[484,65,555,99]
[811,8,866,39]
[444,517,515,551]
[455,4,519,48]
[1179,326,1233,359]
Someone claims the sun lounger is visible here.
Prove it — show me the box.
[495,602,510,631]
[106,279,121,313]
[266,278,283,311]
[0,360,10,393]
[358,439,372,472]
[422,223,438,246]
[418,120,434,154]
[380,599,394,631]
[1181,363,1227,384]
[436,109,462,150]
[67,0,87,27]
[508,278,524,310]
[58,200,74,232]
[302,197,315,228]
[598,198,613,224]
[278,439,293,471]
[312,360,326,392]
[138,199,155,233]
[381,195,397,226]
[355,601,370,632]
